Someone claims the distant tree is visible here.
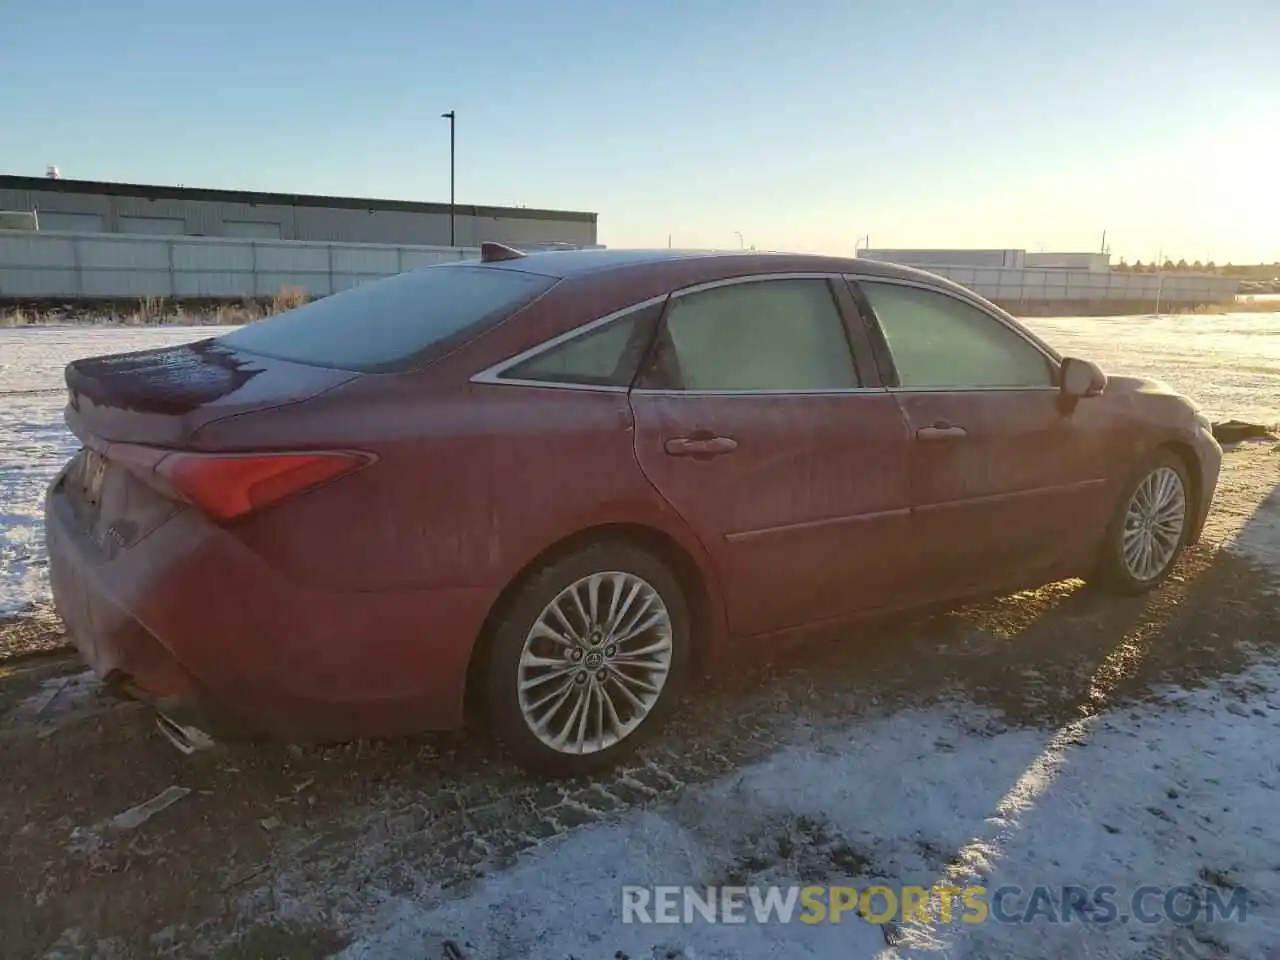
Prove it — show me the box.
[1132,259,1144,272]
[1176,258,1189,271]
[1192,260,1204,271]
[1206,260,1217,272]
[1116,258,1129,271]
[1223,262,1237,276]
[1163,259,1176,271]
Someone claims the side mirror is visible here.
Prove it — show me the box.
[1060,357,1106,398]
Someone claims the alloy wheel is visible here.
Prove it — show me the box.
[1121,465,1187,581]
[516,571,673,755]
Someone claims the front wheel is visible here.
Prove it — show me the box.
[481,542,689,777]
[1093,449,1192,594]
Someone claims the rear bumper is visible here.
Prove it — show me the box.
[44,468,493,742]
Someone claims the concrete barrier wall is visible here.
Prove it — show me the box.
[0,230,1241,305]
[0,230,488,300]
[920,264,1240,305]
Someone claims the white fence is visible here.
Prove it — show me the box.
[0,230,488,300]
[887,262,1239,305]
[0,229,1241,305]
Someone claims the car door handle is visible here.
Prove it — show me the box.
[916,422,968,440]
[664,435,739,457]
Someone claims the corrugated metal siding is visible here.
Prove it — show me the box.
[0,186,598,247]
[34,211,105,232]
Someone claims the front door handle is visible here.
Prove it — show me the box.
[664,435,739,457]
[916,421,968,440]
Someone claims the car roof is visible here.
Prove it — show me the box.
[475,247,954,286]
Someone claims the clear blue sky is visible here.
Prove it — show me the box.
[3,0,1277,264]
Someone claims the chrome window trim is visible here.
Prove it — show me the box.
[848,274,1064,392]
[472,273,874,396]
[668,271,846,299]
[629,387,890,397]
[469,293,669,390]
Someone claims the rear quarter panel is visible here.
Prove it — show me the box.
[191,375,496,591]
[471,381,727,639]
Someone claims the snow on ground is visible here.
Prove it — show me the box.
[339,661,1280,959]
[1023,312,1280,427]
[0,326,232,615]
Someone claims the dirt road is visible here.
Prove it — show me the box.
[2,441,1278,959]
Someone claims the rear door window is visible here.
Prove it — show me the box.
[638,278,860,391]
[216,265,556,372]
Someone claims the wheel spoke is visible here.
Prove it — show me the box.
[520,652,570,670]
[599,680,624,738]
[552,685,588,750]
[612,636,673,662]
[610,608,667,647]
[585,573,604,626]
[527,675,577,723]
[567,585,591,634]
[547,602,580,644]
[606,579,644,636]
[573,682,594,753]
[528,621,577,650]
[592,682,606,748]
[519,662,580,692]
[609,664,664,697]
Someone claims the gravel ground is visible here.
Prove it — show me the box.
[1,440,1278,958]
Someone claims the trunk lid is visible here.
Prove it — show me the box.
[64,338,358,448]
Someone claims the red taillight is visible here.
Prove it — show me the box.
[151,450,371,522]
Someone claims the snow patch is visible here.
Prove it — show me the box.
[338,666,1280,959]
[0,326,231,615]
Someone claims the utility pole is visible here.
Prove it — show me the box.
[441,110,456,246]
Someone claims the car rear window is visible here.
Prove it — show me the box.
[216,265,556,372]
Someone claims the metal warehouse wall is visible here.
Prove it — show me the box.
[0,230,490,299]
[0,183,597,248]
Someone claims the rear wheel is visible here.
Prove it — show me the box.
[482,542,689,777]
[1093,449,1192,594]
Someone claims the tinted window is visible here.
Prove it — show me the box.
[502,302,661,387]
[860,282,1054,389]
[643,279,858,391]
[217,265,555,372]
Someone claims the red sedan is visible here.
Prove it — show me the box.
[45,245,1221,776]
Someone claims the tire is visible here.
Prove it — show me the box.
[1093,448,1193,594]
[481,541,690,777]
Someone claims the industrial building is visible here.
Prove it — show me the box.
[0,174,598,248]
[857,248,1239,310]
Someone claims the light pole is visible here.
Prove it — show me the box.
[441,110,456,246]
[733,231,744,250]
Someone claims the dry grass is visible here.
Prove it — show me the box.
[1205,298,1280,314]
[0,307,35,327]
[214,298,264,325]
[269,286,309,315]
